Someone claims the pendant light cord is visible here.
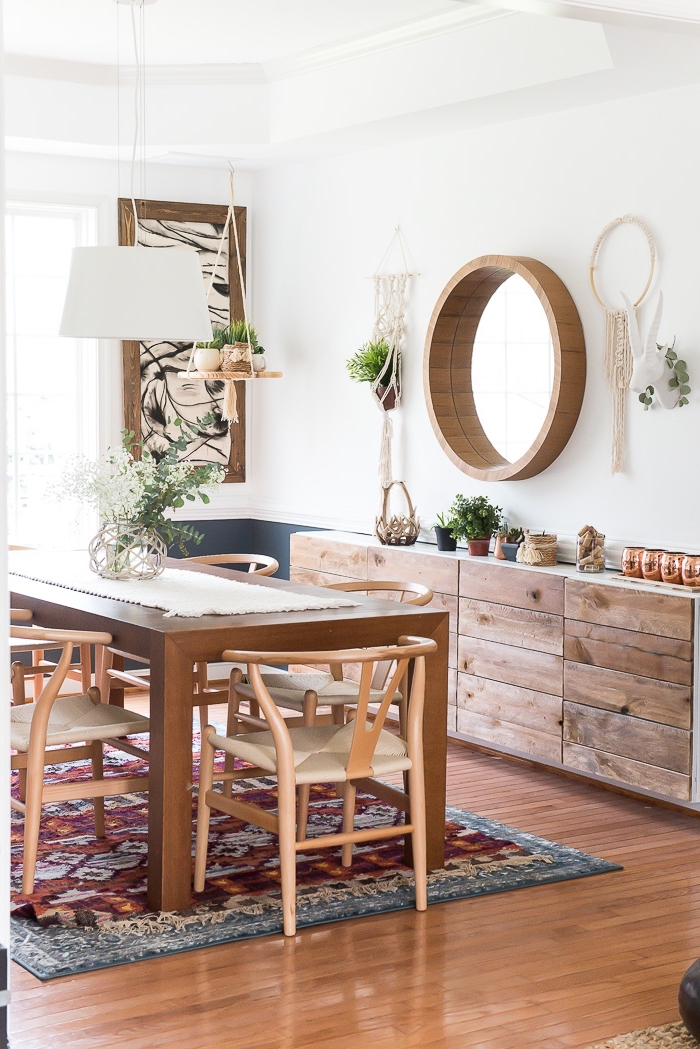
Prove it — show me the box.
[129,1,141,246]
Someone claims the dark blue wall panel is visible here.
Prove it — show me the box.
[169,518,322,579]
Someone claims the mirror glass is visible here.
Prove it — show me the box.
[471,274,554,463]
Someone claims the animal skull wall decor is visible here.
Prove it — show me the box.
[624,291,691,410]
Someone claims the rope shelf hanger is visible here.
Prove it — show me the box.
[179,169,282,423]
[589,214,657,474]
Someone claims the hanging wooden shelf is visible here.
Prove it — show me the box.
[177,370,283,380]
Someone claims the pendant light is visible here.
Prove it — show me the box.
[59,0,213,342]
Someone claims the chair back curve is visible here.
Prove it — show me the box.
[326,579,433,606]
[224,636,437,779]
[186,553,278,576]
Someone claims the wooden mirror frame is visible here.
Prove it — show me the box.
[424,255,586,482]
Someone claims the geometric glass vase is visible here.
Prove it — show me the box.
[88,521,167,580]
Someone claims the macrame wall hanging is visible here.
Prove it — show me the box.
[181,169,281,424]
[366,228,419,545]
[589,214,657,474]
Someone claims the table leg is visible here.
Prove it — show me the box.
[422,613,448,872]
[147,637,195,911]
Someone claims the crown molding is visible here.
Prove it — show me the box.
[3,52,266,86]
[3,54,118,85]
[459,0,700,28]
[4,9,508,88]
[263,7,510,81]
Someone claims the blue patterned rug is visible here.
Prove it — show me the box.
[11,774,621,980]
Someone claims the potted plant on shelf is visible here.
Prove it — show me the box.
[346,338,397,409]
[219,320,266,373]
[433,511,458,552]
[449,494,503,556]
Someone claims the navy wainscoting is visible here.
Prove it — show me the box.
[169,519,322,579]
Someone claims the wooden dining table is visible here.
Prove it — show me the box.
[10,559,450,912]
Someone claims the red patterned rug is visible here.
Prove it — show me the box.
[10,742,621,979]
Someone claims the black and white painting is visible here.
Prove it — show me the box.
[139,218,230,467]
[119,199,246,483]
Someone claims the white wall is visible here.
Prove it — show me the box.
[250,80,700,551]
[5,152,256,516]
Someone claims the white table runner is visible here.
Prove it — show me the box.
[8,550,357,619]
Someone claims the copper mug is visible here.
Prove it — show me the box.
[640,549,664,581]
[682,555,700,588]
[621,547,644,578]
[660,552,685,586]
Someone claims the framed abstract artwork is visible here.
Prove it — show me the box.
[118,197,247,482]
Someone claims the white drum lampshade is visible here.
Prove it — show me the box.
[59,245,214,342]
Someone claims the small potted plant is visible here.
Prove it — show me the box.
[214,320,266,374]
[448,494,503,556]
[433,511,458,552]
[501,526,524,562]
[346,338,397,409]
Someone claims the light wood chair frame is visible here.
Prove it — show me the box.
[10,625,150,895]
[194,635,436,937]
[238,579,433,731]
[11,608,93,703]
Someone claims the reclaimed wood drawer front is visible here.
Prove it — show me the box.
[289,534,367,579]
[458,673,562,736]
[457,710,562,762]
[458,635,562,696]
[290,567,359,588]
[368,547,458,596]
[562,742,691,801]
[563,701,691,775]
[564,661,691,729]
[459,597,562,655]
[459,559,564,615]
[564,620,693,686]
[565,579,693,641]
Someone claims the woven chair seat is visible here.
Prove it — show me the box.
[10,637,64,654]
[11,694,150,751]
[236,670,402,711]
[211,720,411,785]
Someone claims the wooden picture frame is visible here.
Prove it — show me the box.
[118,197,247,483]
[423,255,586,482]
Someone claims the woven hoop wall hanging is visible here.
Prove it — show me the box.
[589,214,657,474]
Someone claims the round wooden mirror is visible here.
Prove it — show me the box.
[424,255,586,481]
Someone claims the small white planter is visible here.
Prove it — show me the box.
[193,346,221,372]
[252,353,266,373]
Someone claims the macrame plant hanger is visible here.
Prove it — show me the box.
[371,228,420,545]
[184,168,253,424]
[372,228,411,488]
[589,214,657,474]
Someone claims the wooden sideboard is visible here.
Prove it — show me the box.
[290,531,699,806]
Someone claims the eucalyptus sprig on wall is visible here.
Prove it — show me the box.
[638,339,691,410]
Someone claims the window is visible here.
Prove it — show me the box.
[6,202,98,548]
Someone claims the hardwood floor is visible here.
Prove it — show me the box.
[10,719,700,1049]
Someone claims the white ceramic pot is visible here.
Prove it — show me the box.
[252,353,266,373]
[193,346,221,372]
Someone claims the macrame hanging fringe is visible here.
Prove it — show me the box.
[604,308,632,475]
[378,414,393,489]
[223,380,238,423]
[589,214,657,475]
